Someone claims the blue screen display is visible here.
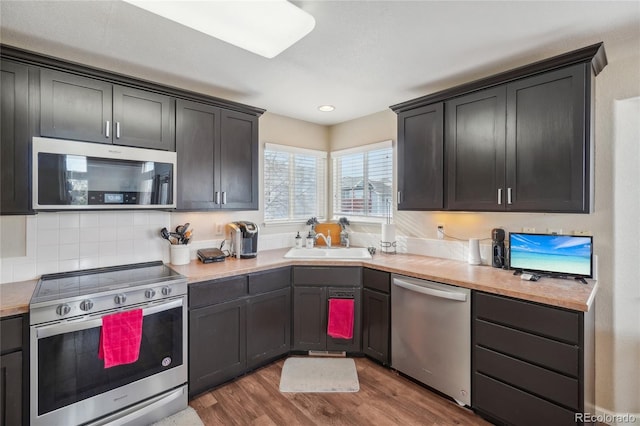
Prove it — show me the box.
[509,233,592,277]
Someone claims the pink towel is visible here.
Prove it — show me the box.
[98,309,143,368]
[327,298,354,339]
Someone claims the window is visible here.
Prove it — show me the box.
[264,143,326,222]
[332,140,393,220]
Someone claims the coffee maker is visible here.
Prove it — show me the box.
[491,228,506,268]
[227,221,259,259]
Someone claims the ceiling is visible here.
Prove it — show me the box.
[1,1,638,125]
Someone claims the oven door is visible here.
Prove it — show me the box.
[30,296,187,426]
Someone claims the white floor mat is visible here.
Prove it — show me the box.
[279,357,360,393]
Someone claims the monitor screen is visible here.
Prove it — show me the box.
[509,233,593,278]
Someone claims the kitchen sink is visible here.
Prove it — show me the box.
[284,247,372,260]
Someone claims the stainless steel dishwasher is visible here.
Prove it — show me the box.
[391,274,471,406]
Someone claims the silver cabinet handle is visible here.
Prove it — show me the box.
[105,120,110,138]
[507,187,512,205]
[222,191,227,205]
[214,191,220,205]
[397,191,402,204]
[393,278,467,302]
[116,122,121,139]
[497,188,503,205]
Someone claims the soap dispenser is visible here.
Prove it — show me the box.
[295,232,303,248]
[306,231,314,249]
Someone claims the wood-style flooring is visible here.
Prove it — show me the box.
[189,357,492,425]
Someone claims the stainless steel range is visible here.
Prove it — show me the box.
[29,261,188,426]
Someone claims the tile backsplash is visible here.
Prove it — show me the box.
[1,212,171,283]
[1,215,493,284]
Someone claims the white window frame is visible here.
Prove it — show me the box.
[263,143,327,224]
[331,140,394,223]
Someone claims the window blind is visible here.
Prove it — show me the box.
[264,143,326,222]
[332,140,393,220]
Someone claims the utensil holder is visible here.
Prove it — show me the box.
[170,245,191,265]
[468,238,481,265]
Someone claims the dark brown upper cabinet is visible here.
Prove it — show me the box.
[505,65,588,212]
[176,100,258,211]
[397,103,444,210]
[1,60,31,214]
[446,87,506,211]
[40,68,175,150]
[392,42,607,213]
[446,65,588,212]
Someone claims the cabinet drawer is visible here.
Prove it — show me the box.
[475,319,579,377]
[475,346,579,410]
[249,267,290,295]
[363,268,390,293]
[474,373,577,426]
[0,316,23,353]
[475,292,580,344]
[293,266,361,287]
[189,276,248,308]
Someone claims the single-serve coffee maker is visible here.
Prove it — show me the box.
[492,228,506,268]
[227,221,259,259]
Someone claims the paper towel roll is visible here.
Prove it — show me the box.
[381,223,396,253]
[468,238,481,265]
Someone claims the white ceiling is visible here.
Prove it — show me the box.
[1,1,639,125]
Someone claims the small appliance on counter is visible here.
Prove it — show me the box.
[227,221,259,259]
[197,248,226,263]
[492,228,506,268]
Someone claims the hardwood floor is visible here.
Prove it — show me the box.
[189,357,492,425]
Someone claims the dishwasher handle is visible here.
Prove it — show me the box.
[393,278,467,302]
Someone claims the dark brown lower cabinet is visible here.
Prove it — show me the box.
[189,298,246,397]
[246,287,291,369]
[362,268,390,365]
[188,268,291,397]
[0,315,26,426]
[292,267,362,354]
[472,291,594,426]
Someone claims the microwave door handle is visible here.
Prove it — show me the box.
[35,298,184,339]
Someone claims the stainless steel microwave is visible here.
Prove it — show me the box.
[32,137,177,210]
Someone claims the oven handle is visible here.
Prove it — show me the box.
[35,298,184,339]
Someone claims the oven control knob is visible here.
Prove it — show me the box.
[145,289,156,299]
[79,300,94,311]
[114,294,127,305]
[56,304,71,316]
[161,286,172,296]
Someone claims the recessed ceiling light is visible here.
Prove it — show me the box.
[318,105,335,112]
[123,0,315,59]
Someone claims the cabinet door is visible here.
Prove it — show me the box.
[397,103,444,210]
[113,85,175,150]
[40,68,112,143]
[246,288,291,368]
[362,288,390,364]
[0,351,22,426]
[1,60,31,214]
[219,110,258,210]
[189,299,246,397]
[506,65,588,212]
[176,99,221,210]
[446,87,506,211]
[293,286,326,351]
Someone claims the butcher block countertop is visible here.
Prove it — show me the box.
[0,248,597,318]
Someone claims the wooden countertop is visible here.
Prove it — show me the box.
[0,279,37,318]
[0,248,597,318]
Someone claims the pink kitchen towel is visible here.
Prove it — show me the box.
[327,298,355,339]
[98,309,143,368]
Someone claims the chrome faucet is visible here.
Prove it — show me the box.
[315,232,331,248]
